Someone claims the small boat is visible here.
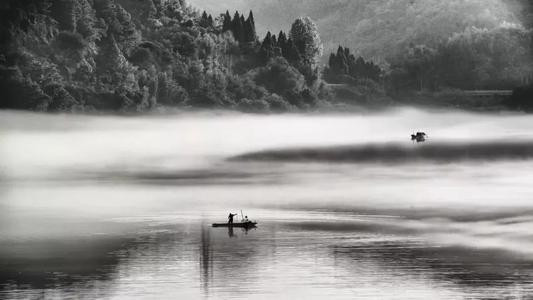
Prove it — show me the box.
[212,221,257,228]
[411,132,428,143]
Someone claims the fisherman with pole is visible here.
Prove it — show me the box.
[214,210,256,228]
[227,212,238,225]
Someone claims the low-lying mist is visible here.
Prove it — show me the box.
[2,107,533,180]
[3,107,533,264]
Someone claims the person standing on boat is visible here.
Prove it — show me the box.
[228,213,237,224]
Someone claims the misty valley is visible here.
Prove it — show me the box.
[2,0,533,299]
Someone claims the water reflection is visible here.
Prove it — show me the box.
[200,224,213,297]
[3,215,533,299]
[0,236,128,299]
[332,242,533,298]
[3,110,533,299]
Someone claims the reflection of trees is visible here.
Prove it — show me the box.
[0,236,128,298]
[202,225,262,295]
[331,241,533,291]
[200,225,212,294]
[0,221,266,298]
[199,222,263,296]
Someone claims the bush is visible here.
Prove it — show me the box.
[172,31,196,57]
[506,84,533,111]
[263,93,292,112]
[55,31,86,52]
[128,47,153,66]
[0,67,50,110]
[43,83,79,111]
[157,73,189,105]
[253,57,306,96]
[237,98,270,112]
[227,75,269,102]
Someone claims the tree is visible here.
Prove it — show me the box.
[323,45,383,85]
[253,57,306,103]
[222,10,231,32]
[284,38,301,63]
[260,31,274,61]
[199,11,214,28]
[278,31,287,52]
[231,11,244,42]
[199,11,208,27]
[244,10,256,42]
[288,17,323,67]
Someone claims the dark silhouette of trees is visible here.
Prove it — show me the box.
[387,26,533,93]
[259,31,274,61]
[0,0,327,112]
[507,84,533,111]
[222,10,232,32]
[199,11,214,28]
[244,11,256,42]
[222,10,256,43]
[324,46,382,84]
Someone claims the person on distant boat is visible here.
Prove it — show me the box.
[228,213,237,224]
[411,132,427,143]
[243,216,250,223]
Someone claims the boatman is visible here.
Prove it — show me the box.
[228,213,237,224]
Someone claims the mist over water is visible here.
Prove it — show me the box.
[2,108,533,299]
[2,108,533,179]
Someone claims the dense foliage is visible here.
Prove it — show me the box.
[1,0,532,112]
[507,84,533,111]
[323,26,532,98]
[324,46,382,84]
[200,0,531,59]
[0,0,326,112]
[200,0,533,90]
[388,25,533,92]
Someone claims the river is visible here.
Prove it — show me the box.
[2,108,533,299]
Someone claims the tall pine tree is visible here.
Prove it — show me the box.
[244,10,256,42]
[222,10,231,32]
[231,11,244,42]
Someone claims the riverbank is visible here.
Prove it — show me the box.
[328,84,516,112]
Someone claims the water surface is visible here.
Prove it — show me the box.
[2,108,533,299]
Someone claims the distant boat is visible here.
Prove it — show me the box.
[411,132,427,143]
[212,221,257,228]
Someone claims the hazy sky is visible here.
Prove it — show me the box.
[187,0,524,59]
[187,0,293,34]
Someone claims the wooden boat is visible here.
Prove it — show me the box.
[411,132,427,143]
[212,221,257,228]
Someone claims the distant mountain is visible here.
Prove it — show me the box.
[190,0,531,60]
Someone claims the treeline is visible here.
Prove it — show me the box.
[324,46,382,83]
[507,84,533,111]
[221,10,256,44]
[0,0,326,113]
[2,0,531,113]
[323,25,533,101]
[388,25,533,92]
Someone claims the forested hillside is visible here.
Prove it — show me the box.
[0,0,327,112]
[193,0,533,95]
[192,0,532,59]
[1,0,532,112]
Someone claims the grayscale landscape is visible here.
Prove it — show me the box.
[1,0,533,299]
